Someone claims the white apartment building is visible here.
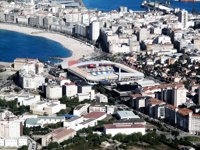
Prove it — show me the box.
[95,93,108,103]
[0,137,27,148]
[90,21,100,41]
[75,23,87,37]
[0,120,22,138]
[14,58,39,71]
[46,84,62,100]
[64,82,78,97]
[77,90,95,102]
[19,70,45,89]
[178,9,188,29]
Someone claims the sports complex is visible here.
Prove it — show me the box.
[67,60,144,84]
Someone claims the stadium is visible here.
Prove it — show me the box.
[67,60,144,84]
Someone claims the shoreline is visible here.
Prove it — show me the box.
[0,23,96,63]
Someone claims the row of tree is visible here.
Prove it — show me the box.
[47,130,196,150]
[0,98,30,115]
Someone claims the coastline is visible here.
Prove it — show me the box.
[0,23,96,63]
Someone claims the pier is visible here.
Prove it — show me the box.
[141,1,174,13]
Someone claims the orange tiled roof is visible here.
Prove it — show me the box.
[143,83,184,92]
[177,108,192,116]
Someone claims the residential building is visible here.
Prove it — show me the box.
[46,84,62,100]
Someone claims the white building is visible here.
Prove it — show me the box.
[73,103,90,116]
[178,9,188,29]
[64,116,84,129]
[17,94,40,106]
[19,70,45,89]
[90,21,100,41]
[89,105,106,113]
[0,136,28,148]
[104,123,146,136]
[46,84,62,100]
[64,112,106,131]
[88,105,115,114]
[30,101,66,115]
[77,84,95,101]
[75,23,87,37]
[64,82,78,98]
[25,116,65,127]
[0,120,22,138]
[95,93,108,103]
[77,91,95,102]
[13,58,39,71]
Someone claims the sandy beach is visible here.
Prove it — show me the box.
[0,23,96,63]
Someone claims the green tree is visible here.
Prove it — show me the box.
[142,131,160,145]
[18,145,28,150]
[171,130,180,137]
[47,142,61,150]
[113,133,126,142]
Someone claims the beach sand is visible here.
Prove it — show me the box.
[0,23,96,63]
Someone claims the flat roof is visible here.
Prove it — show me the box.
[52,128,76,139]
[116,111,140,119]
[104,123,145,129]
[83,112,106,119]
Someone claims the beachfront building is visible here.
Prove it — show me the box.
[16,58,45,89]
[18,70,45,89]
[14,58,40,71]
[89,21,100,42]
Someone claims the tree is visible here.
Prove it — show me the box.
[171,130,180,137]
[142,131,160,145]
[47,142,61,150]
[87,133,101,147]
[18,145,28,150]
[113,133,126,142]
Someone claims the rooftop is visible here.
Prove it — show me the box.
[104,123,145,129]
[52,128,76,139]
[83,112,106,119]
[116,111,139,119]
